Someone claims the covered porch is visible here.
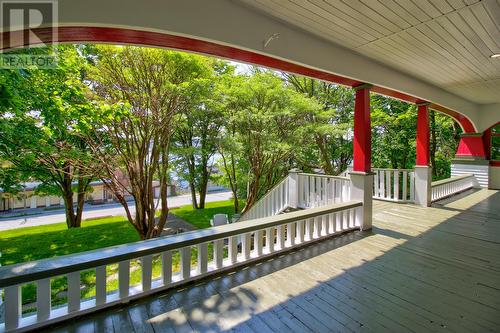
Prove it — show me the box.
[42,189,500,332]
[1,0,500,331]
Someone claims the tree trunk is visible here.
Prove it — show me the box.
[62,189,78,228]
[189,180,198,209]
[198,166,209,209]
[198,177,208,209]
[316,136,334,175]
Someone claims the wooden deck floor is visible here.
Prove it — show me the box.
[45,189,500,333]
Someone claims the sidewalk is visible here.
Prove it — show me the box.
[0,191,232,231]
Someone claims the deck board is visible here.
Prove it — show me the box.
[43,189,500,333]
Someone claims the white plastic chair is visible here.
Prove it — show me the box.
[210,213,229,227]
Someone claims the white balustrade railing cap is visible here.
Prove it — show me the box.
[431,174,474,187]
[297,172,350,181]
[0,201,362,288]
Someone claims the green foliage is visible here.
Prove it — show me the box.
[0,45,99,227]
[371,95,417,169]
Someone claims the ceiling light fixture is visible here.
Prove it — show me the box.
[491,53,500,58]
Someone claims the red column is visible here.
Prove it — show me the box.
[483,129,491,160]
[353,84,371,172]
[416,103,430,166]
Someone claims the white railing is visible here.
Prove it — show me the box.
[431,174,475,202]
[372,168,415,202]
[0,201,362,333]
[239,176,289,222]
[240,172,352,222]
[297,173,351,208]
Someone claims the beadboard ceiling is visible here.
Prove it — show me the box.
[238,0,500,104]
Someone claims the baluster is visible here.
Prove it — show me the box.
[141,255,153,292]
[229,236,238,264]
[180,247,191,280]
[336,210,342,231]
[330,212,336,233]
[355,206,362,227]
[36,278,51,321]
[304,176,310,207]
[4,285,21,331]
[242,233,251,260]
[95,265,107,305]
[402,171,408,201]
[322,214,329,236]
[344,210,350,230]
[335,180,340,203]
[297,175,303,207]
[374,171,379,198]
[394,171,400,201]
[67,272,81,312]
[296,219,305,244]
[213,239,224,269]
[322,177,327,205]
[380,170,385,198]
[276,225,286,250]
[119,260,130,299]
[310,177,315,207]
[162,251,172,285]
[287,222,296,246]
[197,243,208,274]
[254,230,263,256]
[265,227,275,253]
[385,171,391,199]
[410,172,415,202]
[305,218,313,241]
[313,216,321,238]
[349,208,355,228]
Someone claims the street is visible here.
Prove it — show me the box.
[0,191,232,231]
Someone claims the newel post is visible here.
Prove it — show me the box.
[288,168,301,209]
[349,84,373,231]
[415,102,432,207]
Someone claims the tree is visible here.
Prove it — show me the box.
[283,73,354,175]
[0,46,97,228]
[171,60,229,209]
[371,95,417,169]
[222,71,312,211]
[86,46,211,239]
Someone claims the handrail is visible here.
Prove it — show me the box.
[431,174,474,187]
[239,175,289,221]
[0,201,362,288]
[372,167,414,171]
[297,172,350,181]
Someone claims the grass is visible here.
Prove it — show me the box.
[171,199,244,228]
[0,198,242,310]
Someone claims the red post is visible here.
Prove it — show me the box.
[353,84,371,172]
[416,103,430,166]
[483,129,491,160]
[456,134,487,158]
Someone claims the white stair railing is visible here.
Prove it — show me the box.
[431,174,475,202]
[372,168,415,202]
[0,201,362,333]
[240,171,352,222]
[297,173,351,208]
[239,176,290,222]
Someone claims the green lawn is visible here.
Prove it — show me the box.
[172,199,244,229]
[0,198,242,309]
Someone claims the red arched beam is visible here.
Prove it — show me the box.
[1,26,476,132]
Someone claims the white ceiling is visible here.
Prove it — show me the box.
[238,0,500,105]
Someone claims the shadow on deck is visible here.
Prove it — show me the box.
[45,189,500,333]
